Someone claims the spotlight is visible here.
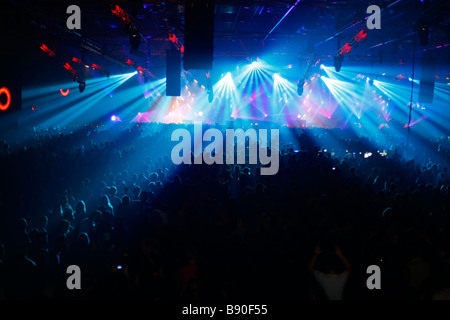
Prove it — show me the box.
[111,115,117,121]
[78,80,86,93]
[198,111,203,117]
[320,64,325,70]
[334,55,343,72]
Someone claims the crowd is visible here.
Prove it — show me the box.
[0,122,450,299]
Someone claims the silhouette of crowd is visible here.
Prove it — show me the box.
[0,122,450,299]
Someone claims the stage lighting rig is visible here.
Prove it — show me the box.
[78,79,86,93]
[333,29,368,72]
[111,4,143,51]
[297,54,317,96]
[334,55,343,72]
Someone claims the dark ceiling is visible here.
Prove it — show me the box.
[2,0,449,81]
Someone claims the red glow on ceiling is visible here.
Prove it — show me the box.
[0,87,11,111]
[91,64,102,70]
[60,89,70,96]
[126,59,134,66]
[72,57,82,63]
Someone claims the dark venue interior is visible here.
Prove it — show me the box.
[0,0,450,302]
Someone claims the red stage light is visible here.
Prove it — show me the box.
[354,30,368,42]
[60,89,70,96]
[0,87,11,111]
[340,43,352,55]
[40,44,56,57]
[63,62,78,78]
[169,33,184,53]
[111,5,130,24]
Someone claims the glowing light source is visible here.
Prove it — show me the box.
[0,87,11,111]
[198,111,203,117]
[60,89,70,96]
[64,62,78,78]
[354,30,368,42]
[320,64,325,70]
[340,43,352,55]
[111,4,131,24]
[39,44,56,57]
[169,33,185,53]
[250,61,261,69]
[111,115,117,121]
[91,64,102,70]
